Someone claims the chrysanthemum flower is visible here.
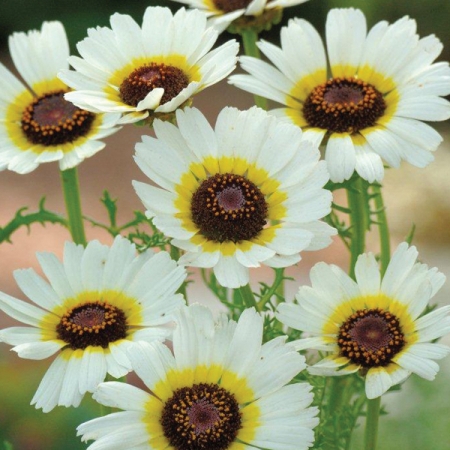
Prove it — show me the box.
[0,21,121,174]
[170,0,310,33]
[276,242,450,399]
[0,236,186,412]
[60,7,239,125]
[229,8,450,183]
[133,106,336,288]
[77,304,319,450]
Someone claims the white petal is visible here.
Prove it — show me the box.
[78,411,145,442]
[126,341,175,393]
[101,236,138,290]
[300,221,337,251]
[36,251,75,299]
[213,255,249,288]
[0,326,45,345]
[354,142,385,183]
[360,128,403,168]
[381,242,418,296]
[178,250,221,268]
[310,262,360,306]
[394,351,440,380]
[0,292,47,327]
[13,268,61,311]
[9,21,69,90]
[365,366,394,399]
[264,253,302,268]
[58,351,85,407]
[355,252,381,295]
[407,342,450,360]
[327,8,367,76]
[265,225,314,255]
[385,116,443,151]
[325,134,356,182]
[31,354,67,412]
[235,244,275,267]
[415,307,450,342]
[80,240,110,291]
[78,348,108,394]
[289,337,333,352]
[245,337,306,398]
[93,381,150,411]
[224,308,263,379]
[136,88,164,111]
[12,340,63,360]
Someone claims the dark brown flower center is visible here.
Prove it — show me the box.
[21,90,95,146]
[303,77,386,134]
[191,173,268,243]
[213,0,253,13]
[119,63,189,108]
[56,301,127,350]
[338,308,406,368]
[160,383,242,450]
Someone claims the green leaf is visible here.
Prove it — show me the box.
[0,197,67,244]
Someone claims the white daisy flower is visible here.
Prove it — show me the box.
[60,7,239,125]
[0,236,187,412]
[170,0,310,33]
[78,304,319,450]
[276,242,450,399]
[229,8,450,183]
[0,21,121,174]
[133,106,336,289]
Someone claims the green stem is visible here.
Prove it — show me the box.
[322,377,351,450]
[372,184,391,276]
[240,28,268,110]
[60,167,86,246]
[364,396,381,450]
[238,283,258,311]
[257,268,285,309]
[346,177,367,279]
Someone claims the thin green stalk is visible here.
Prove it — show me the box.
[372,184,391,276]
[345,391,368,450]
[346,177,367,279]
[170,244,188,301]
[238,283,259,311]
[60,167,86,246]
[364,396,381,450]
[240,28,268,110]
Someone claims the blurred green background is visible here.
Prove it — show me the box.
[1,0,450,58]
[0,0,449,449]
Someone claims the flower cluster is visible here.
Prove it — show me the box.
[0,3,449,450]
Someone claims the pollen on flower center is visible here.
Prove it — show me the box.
[56,301,127,350]
[21,90,95,146]
[190,172,268,243]
[213,0,253,13]
[337,308,406,368]
[119,63,189,107]
[303,77,386,134]
[160,383,242,450]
